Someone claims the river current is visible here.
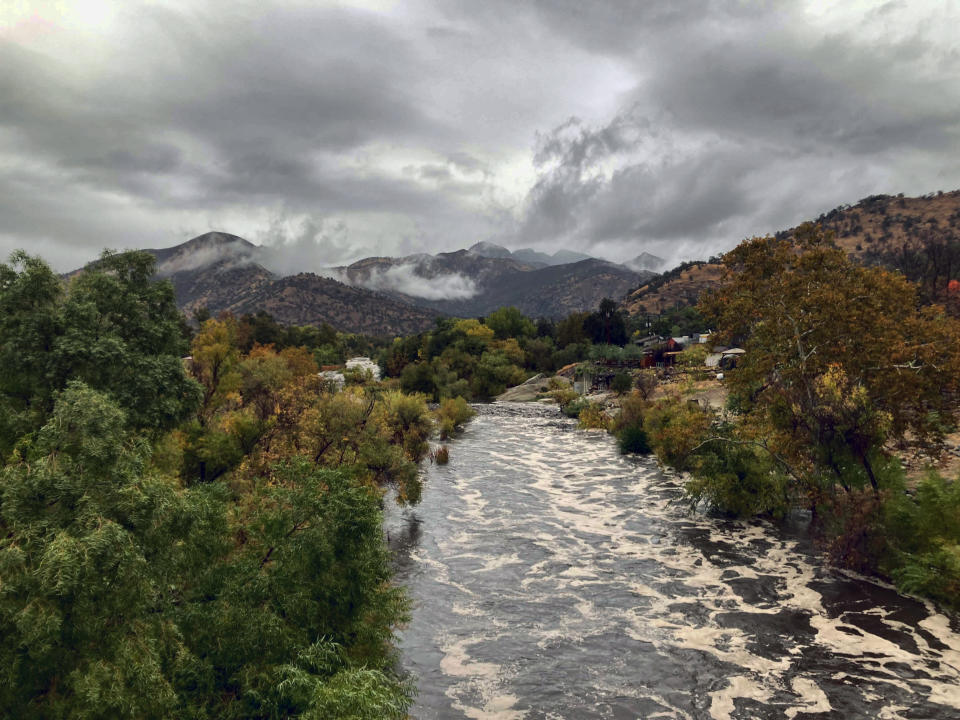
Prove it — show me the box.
[385,403,960,719]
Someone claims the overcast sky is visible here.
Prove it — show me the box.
[2,0,959,271]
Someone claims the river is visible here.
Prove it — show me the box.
[385,403,960,719]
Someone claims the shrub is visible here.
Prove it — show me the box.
[879,471,960,608]
[549,387,579,410]
[376,391,432,463]
[611,372,633,394]
[820,487,888,574]
[678,344,709,367]
[643,396,712,471]
[562,398,588,418]
[685,436,789,518]
[618,425,651,455]
[634,370,657,399]
[435,396,476,439]
[614,391,647,432]
[578,403,609,430]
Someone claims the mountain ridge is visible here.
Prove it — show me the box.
[621,191,960,316]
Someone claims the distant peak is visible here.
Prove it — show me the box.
[625,251,665,272]
[468,241,512,259]
[182,231,256,249]
[153,231,261,276]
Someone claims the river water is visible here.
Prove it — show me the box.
[385,403,960,719]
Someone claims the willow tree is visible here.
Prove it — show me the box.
[701,224,960,498]
[0,250,201,458]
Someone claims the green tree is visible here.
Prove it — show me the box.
[0,383,219,718]
[584,298,627,346]
[0,251,63,456]
[55,251,202,433]
[610,372,633,394]
[173,459,411,718]
[0,251,202,458]
[555,312,589,348]
[485,306,535,340]
[400,361,439,399]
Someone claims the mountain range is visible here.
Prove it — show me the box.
[126,234,660,335]
[335,246,654,319]
[72,191,959,334]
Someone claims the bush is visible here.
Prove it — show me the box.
[435,396,476,439]
[879,471,960,608]
[615,391,647,432]
[578,403,609,430]
[548,386,579,410]
[376,391,433,463]
[634,370,657,399]
[618,425,651,455]
[643,396,712,471]
[685,436,789,518]
[678,344,709,367]
[562,398,588,418]
[611,373,633,394]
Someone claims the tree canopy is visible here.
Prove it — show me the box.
[0,251,430,718]
[701,224,960,496]
[0,251,201,458]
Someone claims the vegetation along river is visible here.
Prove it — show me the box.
[384,403,960,719]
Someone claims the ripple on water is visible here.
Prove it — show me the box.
[385,403,960,719]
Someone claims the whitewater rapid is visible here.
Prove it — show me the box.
[386,403,960,719]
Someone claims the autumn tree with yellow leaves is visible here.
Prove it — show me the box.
[699,224,960,503]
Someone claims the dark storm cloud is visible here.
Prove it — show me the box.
[512,0,960,264]
[1,1,958,271]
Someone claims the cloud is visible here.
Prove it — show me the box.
[349,263,479,300]
[1,0,959,273]
[155,243,259,275]
[512,0,960,266]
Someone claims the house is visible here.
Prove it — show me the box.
[641,338,685,367]
[633,334,663,348]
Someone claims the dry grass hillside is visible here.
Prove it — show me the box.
[622,261,724,315]
[798,190,960,258]
[622,190,960,316]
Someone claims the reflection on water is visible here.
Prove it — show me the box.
[385,403,960,719]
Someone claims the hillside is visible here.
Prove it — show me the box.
[796,190,960,259]
[623,191,960,317]
[219,273,442,336]
[622,261,725,315]
[407,258,650,318]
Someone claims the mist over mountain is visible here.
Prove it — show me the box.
[625,252,666,273]
[117,231,655,333]
[338,247,651,318]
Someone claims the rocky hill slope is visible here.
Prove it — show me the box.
[623,191,960,316]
